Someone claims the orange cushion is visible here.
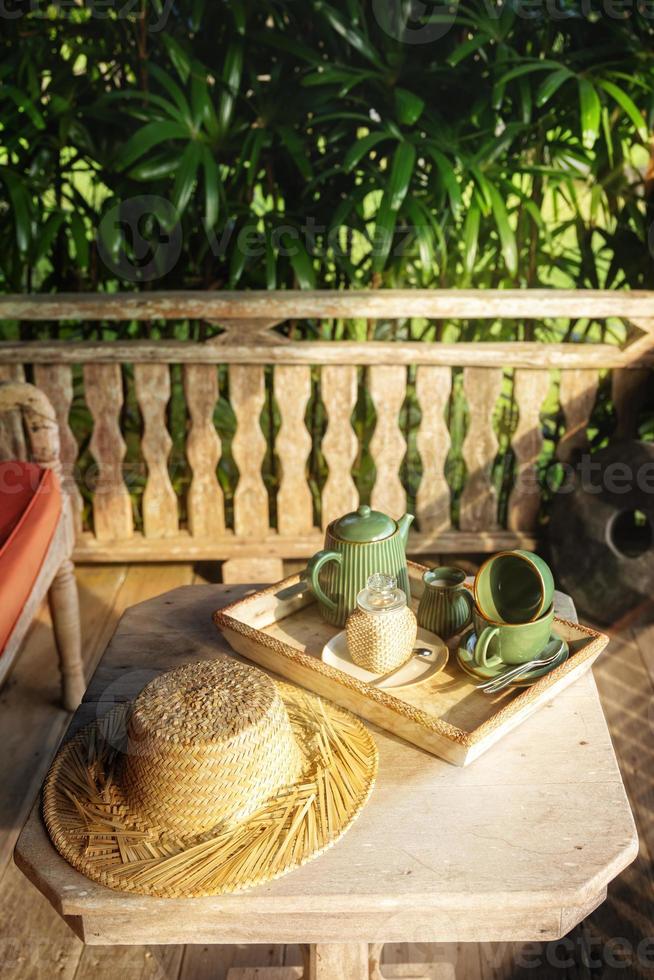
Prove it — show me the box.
[0,462,62,654]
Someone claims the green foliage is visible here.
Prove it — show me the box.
[0,0,652,303]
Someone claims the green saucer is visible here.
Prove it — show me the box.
[457,629,569,686]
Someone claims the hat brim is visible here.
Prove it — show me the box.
[43,681,378,898]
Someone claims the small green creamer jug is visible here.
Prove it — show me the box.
[417,566,473,640]
[306,505,414,626]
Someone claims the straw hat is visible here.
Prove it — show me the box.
[43,658,378,898]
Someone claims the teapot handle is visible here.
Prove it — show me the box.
[306,549,342,612]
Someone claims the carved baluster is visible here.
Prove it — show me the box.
[274,365,314,536]
[320,365,358,528]
[0,364,26,460]
[84,363,133,541]
[460,367,503,531]
[369,365,407,518]
[183,364,224,538]
[34,364,84,533]
[134,364,178,538]
[230,365,269,538]
[557,369,599,464]
[508,369,551,532]
[415,366,452,535]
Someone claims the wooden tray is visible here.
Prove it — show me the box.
[214,561,609,766]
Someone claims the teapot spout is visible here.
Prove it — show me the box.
[397,512,414,550]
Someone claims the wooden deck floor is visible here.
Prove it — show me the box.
[2,562,653,980]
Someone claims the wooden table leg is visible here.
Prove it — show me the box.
[226,943,450,979]
[308,943,370,978]
[369,944,452,980]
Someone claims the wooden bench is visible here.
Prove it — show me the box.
[1,289,652,581]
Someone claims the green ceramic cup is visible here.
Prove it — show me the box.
[472,603,555,669]
[473,550,554,625]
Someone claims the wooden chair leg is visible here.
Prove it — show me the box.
[48,558,85,711]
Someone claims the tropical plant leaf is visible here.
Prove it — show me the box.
[0,168,30,252]
[278,125,313,179]
[447,34,490,67]
[462,203,480,275]
[162,35,192,83]
[386,141,416,212]
[229,218,258,286]
[3,84,45,129]
[315,2,383,67]
[172,142,202,214]
[578,79,601,149]
[597,79,647,139]
[217,41,243,135]
[200,146,220,227]
[487,183,518,275]
[280,230,316,288]
[116,121,190,170]
[405,198,434,274]
[69,212,89,268]
[148,65,193,122]
[371,141,416,273]
[128,150,181,181]
[536,67,574,107]
[428,147,462,214]
[265,225,277,290]
[191,68,219,138]
[394,88,425,126]
[34,212,65,263]
[343,131,389,171]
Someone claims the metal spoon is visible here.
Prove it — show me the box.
[479,640,564,695]
[370,648,433,687]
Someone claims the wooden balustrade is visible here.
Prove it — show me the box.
[1,290,652,569]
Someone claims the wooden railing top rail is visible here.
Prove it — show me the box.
[0,339,651,369]
[2,288,654,321]
[1,289,654,368]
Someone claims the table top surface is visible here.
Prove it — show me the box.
[15,583,637,942]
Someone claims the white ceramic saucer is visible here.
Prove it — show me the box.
[322,627,448,689]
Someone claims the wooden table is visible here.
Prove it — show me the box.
[15,584,638,980]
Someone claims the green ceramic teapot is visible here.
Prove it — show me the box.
[306,505,414,626]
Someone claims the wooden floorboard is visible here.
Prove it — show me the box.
[1,564,652,980]
[178,942,285,980]
[1,861,83,980]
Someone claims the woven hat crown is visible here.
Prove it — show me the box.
[121,659,304,836]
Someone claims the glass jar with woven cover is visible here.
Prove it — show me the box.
[346,573,417,674]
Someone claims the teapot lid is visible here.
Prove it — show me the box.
[332,504,396,542]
